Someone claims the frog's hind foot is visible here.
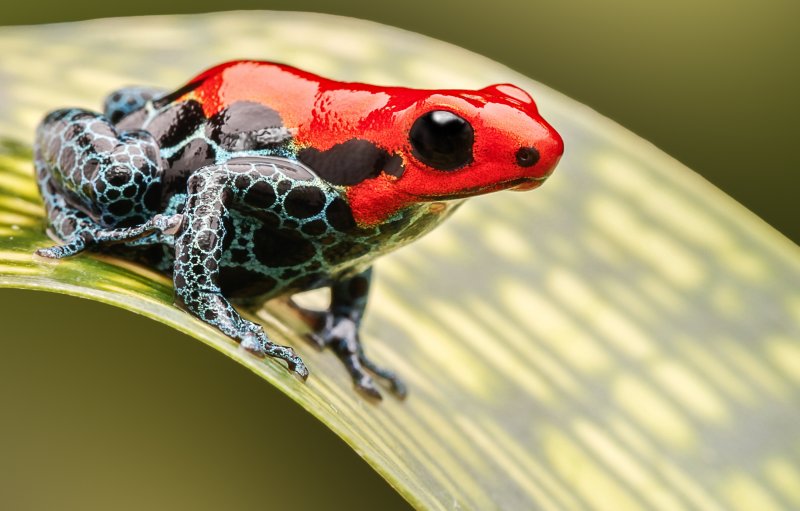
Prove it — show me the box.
[305,314,407,400]
[103,85,167,124]
[35,213,184,259]
[36,232,92,259]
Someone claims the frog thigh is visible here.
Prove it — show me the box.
[36,108,164,228]
[34,108,166,257]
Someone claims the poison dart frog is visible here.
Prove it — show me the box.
[33,60,563,399]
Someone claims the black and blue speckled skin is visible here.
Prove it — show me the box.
[32,87,452,398]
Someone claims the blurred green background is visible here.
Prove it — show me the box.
[1,1,797,510]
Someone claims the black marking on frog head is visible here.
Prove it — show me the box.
[205,101,292,151]
[234,174,252,190]
[144,100,206,148]
[297,139,405,186]
[248,209,281,228]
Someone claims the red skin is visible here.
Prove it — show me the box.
[181,60,564,226]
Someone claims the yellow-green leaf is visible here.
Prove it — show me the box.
[1,11,799,511]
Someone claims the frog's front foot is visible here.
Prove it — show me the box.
[306,313,407,400]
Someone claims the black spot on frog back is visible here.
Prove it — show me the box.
[144,100,206,148]
[162,138,217,202]
[205,101,292,151]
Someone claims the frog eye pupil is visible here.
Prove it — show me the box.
[409,110,474,171]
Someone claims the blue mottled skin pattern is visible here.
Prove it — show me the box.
[33,86,456,398]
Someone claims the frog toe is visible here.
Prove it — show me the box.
[361,359,407,399]
[269,345,309,381]
[308,315,405,398]
[35,245,76,259]
[354,375,383,401]
[35,233,90,259]
[240,333,309,380]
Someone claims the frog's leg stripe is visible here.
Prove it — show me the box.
[103,86,166,124]
[174,163,308,379]
[305,267,407,399]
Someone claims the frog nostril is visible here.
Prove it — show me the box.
[515,146,540,167]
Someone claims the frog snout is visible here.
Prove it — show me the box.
[512,146,544,191]
[510,140,561,191]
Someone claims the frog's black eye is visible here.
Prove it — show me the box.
[409,110,474,171]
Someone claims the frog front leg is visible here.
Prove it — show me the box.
[174,164,308,379]
[301,269,407,399]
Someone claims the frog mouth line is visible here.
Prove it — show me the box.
[414,176,547,201]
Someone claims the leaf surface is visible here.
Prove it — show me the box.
[1,12,799,511]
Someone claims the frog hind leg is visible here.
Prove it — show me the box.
[34,108,165,258]
[103,86,166,124]
[173,162,308,380]
[297,268,408,400]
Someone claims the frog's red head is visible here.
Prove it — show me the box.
[347,83,563,225]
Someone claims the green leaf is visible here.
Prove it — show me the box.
[2,12,800,511]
